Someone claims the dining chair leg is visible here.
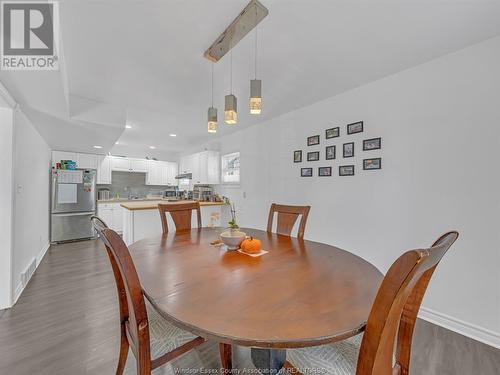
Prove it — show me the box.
[219,343,232,371]
[116,326,129,375]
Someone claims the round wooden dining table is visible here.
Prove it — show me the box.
[129,227,383,372]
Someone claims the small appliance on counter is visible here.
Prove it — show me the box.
[98,188,110,200]
[164,186,179,199]
[51,168,97,243]
[193,184,213,201]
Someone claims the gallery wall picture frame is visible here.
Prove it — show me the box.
[347,121,364,135]
[307,135,320,146]
[325,127,340,139]
[325,145,336,160]
[301,168,313,177]
[318,166,332,177]
[363,137,381,151]
[343,142,354,158]
[363,158,382,170]
[307,151,320,161]
[339,165,355,176]
[294,150,302,163]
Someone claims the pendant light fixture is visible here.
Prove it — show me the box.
[207,63,217,133]
[249,6,262,115]
[225,50,237,124]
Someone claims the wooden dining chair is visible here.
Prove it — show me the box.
[285,231,459,375]
[158,202,202,234]
[91,216,205,375]
[267,203,311,239]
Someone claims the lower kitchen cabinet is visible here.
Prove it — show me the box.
[97,203,123,233]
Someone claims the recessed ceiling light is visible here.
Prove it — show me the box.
[149,146,156,149]
[169,134,177,137]
[93,145,103,149]
[125,124,132,129]
[115,141,119,145]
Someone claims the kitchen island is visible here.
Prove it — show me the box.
[120,200,229,245]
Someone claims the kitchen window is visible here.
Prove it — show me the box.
[221,152,240,185]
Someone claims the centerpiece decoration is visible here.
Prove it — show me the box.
[220,204,246,250]
[240,236,262,254]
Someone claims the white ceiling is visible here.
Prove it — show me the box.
[1,0,499,159]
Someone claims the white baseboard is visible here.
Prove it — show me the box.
[36,241,50,265]
[419,307,500,350]
[12,242,50,305]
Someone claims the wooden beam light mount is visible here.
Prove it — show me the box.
[204,0,268,62]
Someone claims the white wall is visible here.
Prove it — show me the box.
[0,106,14,309]
[199,37,500,346]
[12,110,52,303]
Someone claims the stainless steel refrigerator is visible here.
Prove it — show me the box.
[51,168,97,243]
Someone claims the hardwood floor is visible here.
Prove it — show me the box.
[0,239,499,375]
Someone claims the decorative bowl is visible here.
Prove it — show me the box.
[220,230,246,250]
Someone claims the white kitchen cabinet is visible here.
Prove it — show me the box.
[166,162,178,185]
[97,204,113,229]
[179,153,201,183]
[146,160,165,185]
[77,153,98,169]
[111,157,132,171]
[147,161,178,186]
[180,151,220,185]
[111,157,149,173]
[97,155,112,184]
[52,151,99,170]
[97,203,123,233]
[52,151,77,167]
[130,159,148,172]
[111,204,123,232]
[198,151,220,184]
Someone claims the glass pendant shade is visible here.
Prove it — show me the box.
[224,94,237,124]
[249,79,262,114]
[207,107,217,133]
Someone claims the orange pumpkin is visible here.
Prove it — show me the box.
[240,237,262,254]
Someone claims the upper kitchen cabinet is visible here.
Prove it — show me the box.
[51,151,98,169]
[77,153,98,169]
[52,151,77,167]
[111,157,148,172]
[198,151,220,184]
[146,160,178,186]
[165,162,178,185]
[97,155,112,184]
[179,151,220,185]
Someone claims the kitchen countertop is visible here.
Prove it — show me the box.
[119,200,227,211]
[97,197,165,203]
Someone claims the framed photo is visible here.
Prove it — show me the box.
[347,121,363,135]
[307,151,320,161]
[301,168,313,177]
[339,165,355,176]
[363,137,381,151]
[343,142,354,158]
[307,135,320,146]
[325,145,336,160]
[325,127,339,139]
[294,150,302,163]
[318,166,332,177]
[363,158,382,170]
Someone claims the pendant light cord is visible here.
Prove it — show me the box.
[211,63,214,107]
[230,49,233,94]
[254,6,258,79]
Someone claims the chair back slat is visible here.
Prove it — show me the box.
[158,202,202,233]
[356,231,459,375]
[91,216,151,368]
[267,203,310,239]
